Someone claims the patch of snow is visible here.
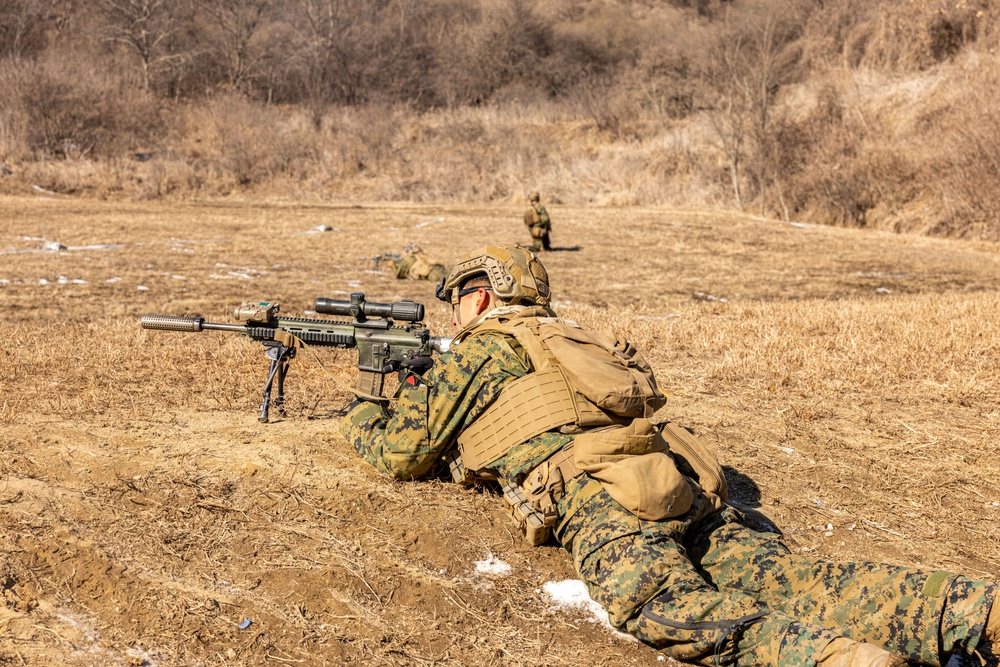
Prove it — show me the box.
[692,291,728,303]
[413,217,445,229]
[474,553,512,577]
[541,579,637,641]
[298,225,339,234]
[69,243,127,251]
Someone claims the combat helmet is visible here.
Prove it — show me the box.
[436,245,550,307]
[529,191,540,202]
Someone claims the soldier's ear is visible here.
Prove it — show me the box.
[475,288,493,314]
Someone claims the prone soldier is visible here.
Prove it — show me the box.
[376,244,447,282]
[341,245,998,667]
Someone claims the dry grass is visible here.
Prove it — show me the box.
[2,195,1000,665]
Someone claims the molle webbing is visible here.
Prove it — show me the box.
[457,318,621,472]
[542,443,583,482]
[458,366,578,471]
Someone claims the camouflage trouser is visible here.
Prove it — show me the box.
[559,483,996,667]
[528,226,550,251]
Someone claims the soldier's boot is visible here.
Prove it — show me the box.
[816,638,907,667]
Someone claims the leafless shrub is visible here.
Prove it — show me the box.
[765,79,917,228]
[0,0,56,60]
[703,0,807,212]
[179,95,320,188]
[920,56,1000,239]
[1,53,162,161]
[433,0,552,106]
[565,74,635,138]
[859,0,985,71]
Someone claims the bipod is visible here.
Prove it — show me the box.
[259,341,296,423]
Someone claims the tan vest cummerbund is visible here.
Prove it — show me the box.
[457,366,577,471]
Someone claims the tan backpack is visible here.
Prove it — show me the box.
[456,316,728,522]
[535,322,665,420]
[524,206,540,227]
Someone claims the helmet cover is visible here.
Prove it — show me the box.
[437,245,550,307]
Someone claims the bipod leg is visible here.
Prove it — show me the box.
[260,344,295,423]
[274,346,294,417]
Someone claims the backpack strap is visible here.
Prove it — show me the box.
[471,320,554,369]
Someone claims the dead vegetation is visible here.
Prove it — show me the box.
[3,1,1000,238]
[1,196,999,665]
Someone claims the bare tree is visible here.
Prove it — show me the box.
[285,0,439,106]
[202,0,273,93]
[99,0,182,91]
[293,0,373,104]
[708,29,751,210]
[0,0,63,60]
[706,1,805,213]
[432,0,550,106]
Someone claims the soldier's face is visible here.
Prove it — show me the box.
[453,293,476,328]
[453,288,491,328]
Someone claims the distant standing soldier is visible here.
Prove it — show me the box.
[523,191,552,252]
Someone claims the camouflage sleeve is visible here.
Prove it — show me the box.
[339,333,529,480]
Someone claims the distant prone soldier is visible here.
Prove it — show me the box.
[378,245,447,282]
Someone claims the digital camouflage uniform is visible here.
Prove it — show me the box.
[341,306,997,667]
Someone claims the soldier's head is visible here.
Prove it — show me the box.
[529,191,540,202]
[436,245,550,328]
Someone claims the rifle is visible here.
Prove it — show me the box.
[371,252,403,272]
[140,293,451,423]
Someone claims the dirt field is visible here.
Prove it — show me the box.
[2,194,1000,666]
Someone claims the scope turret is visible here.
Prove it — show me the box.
[315,292,424,323]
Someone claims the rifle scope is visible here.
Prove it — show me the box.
[316,292,424,323]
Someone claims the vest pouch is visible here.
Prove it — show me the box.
[408,255,427,278]
[537,324,666,419]
[573,419,693,520]
[657,422,728,502]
